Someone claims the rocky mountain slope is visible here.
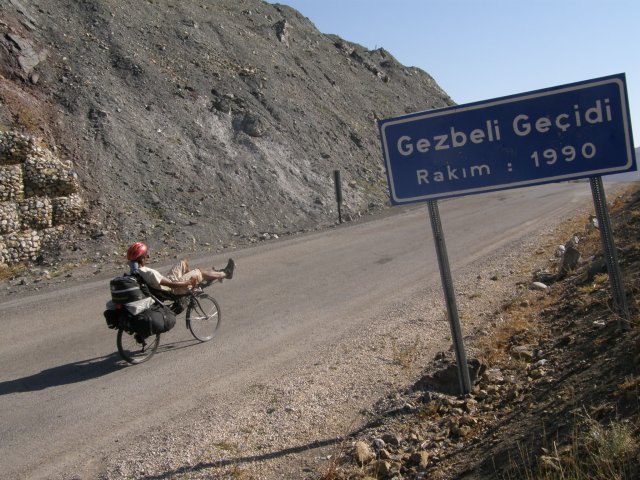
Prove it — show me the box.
[0,0,452,268]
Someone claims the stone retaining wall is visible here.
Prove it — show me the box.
[0,164,24,201]
[0,131,84,265]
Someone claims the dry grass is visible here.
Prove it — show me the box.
[391,338,420,370]
[0,263,26,281]
[617,375,640,405]
[476,299,544,366]
[511,415,640,480]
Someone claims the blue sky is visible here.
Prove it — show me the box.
[266,0,639,148]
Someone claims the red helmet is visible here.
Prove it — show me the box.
[127,242,148,261]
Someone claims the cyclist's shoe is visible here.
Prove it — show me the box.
[223,258,235,279]
[134,333,145,345]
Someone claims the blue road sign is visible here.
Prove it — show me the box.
[378,74,636,205]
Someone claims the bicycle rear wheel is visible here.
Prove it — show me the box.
[186,294,221,342]
[117,329,160,364]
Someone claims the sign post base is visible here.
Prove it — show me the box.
[589,176,630,330]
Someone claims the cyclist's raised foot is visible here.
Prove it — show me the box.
[223,258,235,279]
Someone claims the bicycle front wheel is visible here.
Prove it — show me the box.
[117,329,160,364]
[187,294,221,342]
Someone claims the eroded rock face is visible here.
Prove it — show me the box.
[0,131,84,264]
[0,0,455,265]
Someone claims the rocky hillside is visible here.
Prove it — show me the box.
[0,0,452,268]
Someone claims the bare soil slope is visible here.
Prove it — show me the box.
[0,0,452,269]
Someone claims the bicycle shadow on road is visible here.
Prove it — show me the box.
[0,338,207,395]
[0,353,126,395]
[154,338,203,356]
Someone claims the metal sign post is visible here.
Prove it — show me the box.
[590,176,630,329]
[428,200,472,394]
[333,169,343,224]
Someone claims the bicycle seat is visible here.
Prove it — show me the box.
[150,289,175,301]
[130,273,169,300]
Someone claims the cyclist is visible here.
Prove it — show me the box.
[126,242,235,295]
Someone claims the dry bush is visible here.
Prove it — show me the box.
[476,299,544,366]
[391,338,420,370]
[0,262,25,281]
[520,415,640,480]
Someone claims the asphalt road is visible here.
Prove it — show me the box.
[0,182,601,479]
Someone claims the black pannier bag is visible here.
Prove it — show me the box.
[103,307,135,331]
[133,304,176,337]
[110,275,147,304]
[104,304,175,337]
[104,308,122,329]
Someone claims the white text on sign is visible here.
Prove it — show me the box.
[397,98,613,160]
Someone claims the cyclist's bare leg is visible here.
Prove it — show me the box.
[200,269,226,281]
[201,259,234,281]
